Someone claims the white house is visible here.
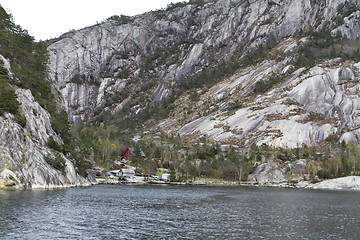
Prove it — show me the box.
[161,173,171,181]
[106,168,135,178]
[119,168,135,178]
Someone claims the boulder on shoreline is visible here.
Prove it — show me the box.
[308,176,360,190]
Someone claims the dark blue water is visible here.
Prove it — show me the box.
[1,185,360,239]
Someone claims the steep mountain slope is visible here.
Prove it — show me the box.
[176,56,360,147]
[0,7,94,189]
[48,0,360,126]
[0,57,92,189]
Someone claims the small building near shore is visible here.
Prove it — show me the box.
[121,148,146,161]
[162,173,171,181]
[106,170,120,177]
[119,168,135,178]
[106,168,135,178]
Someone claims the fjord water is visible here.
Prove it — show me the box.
[1,185,360,239]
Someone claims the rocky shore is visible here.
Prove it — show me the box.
[95,175,360,191]
[194,176,360,191]
[3,174,359,191]
[308,176,360,190]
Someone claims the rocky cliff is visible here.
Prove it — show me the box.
[48,0,360,127]
[0,56,93,189]
[176,57,360,147]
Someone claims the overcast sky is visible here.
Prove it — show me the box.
[0,0,182,41]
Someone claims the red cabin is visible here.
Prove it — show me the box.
[121,148,146,161]
[121,148,133,161]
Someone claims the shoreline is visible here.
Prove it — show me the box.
[0,181,95,191]
[96,175,360,191]
[2,176,360,191]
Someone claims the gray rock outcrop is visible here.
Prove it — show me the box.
[48,0,360,123]
[0,57,92,189]
[177,47,360,147]
[0,113,90,189]
[248,159,307,184]
[248,161,286,184]
[308,176,360,190]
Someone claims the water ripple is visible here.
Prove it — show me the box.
[1,186,360,239]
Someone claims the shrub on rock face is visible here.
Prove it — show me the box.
[254,80,267,94]
[14,114,26,128]
[107,15,132,24]
[47,136,63,152]
[0,66,27,127]
[44,152,66,174]
[0,66,20,116]
[0,80,19,115]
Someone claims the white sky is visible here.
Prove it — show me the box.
[0,0,182,41]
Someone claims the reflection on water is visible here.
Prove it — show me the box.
[1,185,360,239]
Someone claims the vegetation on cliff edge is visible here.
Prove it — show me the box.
[0,6,92,177]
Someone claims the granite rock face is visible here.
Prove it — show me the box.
[308,176,360,190]
[0,56,91,189]
[16,88,63,146]
[48,0,360,123]
[248,161,286,184]
[0,112,90,189]
[177,49,360,147]
[248,159,307,184]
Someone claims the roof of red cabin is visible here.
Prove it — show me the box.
[121,148,146,158]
